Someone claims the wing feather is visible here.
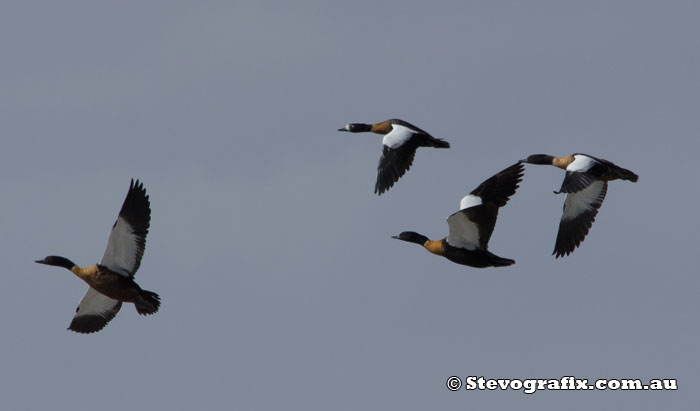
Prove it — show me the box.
[557,171,596,194]
[446,206,498,250]
[469,162,524,206]
[68,288,122,334]
[553,181,608,257]
[375,143,418,195]
[100,179,150,277]
[446,163,523,250]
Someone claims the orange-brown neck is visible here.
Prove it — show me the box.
[71,265,100,281]
[552,155,575,170]
[370,121,393,135]
[423,239,445,256]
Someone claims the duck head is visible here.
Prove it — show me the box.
[35,256,76,270]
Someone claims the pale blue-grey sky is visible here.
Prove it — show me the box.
[1,1,698,409]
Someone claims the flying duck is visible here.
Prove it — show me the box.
[521,153,638,258]
[338,119,450,195]
[392,162,524,268]
[35,179,159,333]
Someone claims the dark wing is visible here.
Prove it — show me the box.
[556,171,597,194]
[447,163,524,250]
[553,181,608,258]
[469,162,524,207]
[100,179,151,277]
[68,288,122,334]
[375,142,419,195]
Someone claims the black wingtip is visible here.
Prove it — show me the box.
[374,182,390,196]
[468,162,525,207]
[130,178,145,190]
[126,179,147,197]
[553,247,573,259]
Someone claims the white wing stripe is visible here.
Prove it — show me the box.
[101,216,138,277]
[568,155,597,172]
[382,124,415,148]
[459,194,482,211]
[562,181,606,220]
[75,288,121,318]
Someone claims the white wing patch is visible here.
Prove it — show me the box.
[568,155,597,172]
[446,212,480,250]
[101,216,138,277]
[68,287,123,333]
[382,124,416,149]
[74,288,121,318]
[562,181,606,220]
[459,194,482,211]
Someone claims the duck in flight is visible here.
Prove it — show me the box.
[521,153,638,258]
[338,119,450,195]
[392,162,524,268]
[35,179,159,333]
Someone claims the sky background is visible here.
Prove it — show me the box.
[1,1,698,409]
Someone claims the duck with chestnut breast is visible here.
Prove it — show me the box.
[338,119,450,195]
[392,162,524,268]
[35,179,160,334]
[521,153,638,258]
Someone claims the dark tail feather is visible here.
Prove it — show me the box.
[616,167,638,183]
[484,250,515,267]
[427,138,450,149]
[490,256,515,267]
[468,249,515,268]
[135,290,160,315]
